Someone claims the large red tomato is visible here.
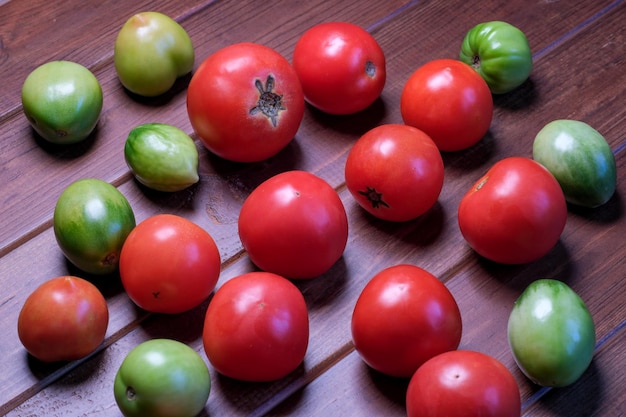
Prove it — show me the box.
[292,22,386,115]
[351,264,462,378]
[401,59,493,151]
[345,124,444,221]
[119,214,221,314]
[406,350,521,417]
[202,272,309,382]
[17,276,109,362]
[238,170,348,279]
[458,157,567,264]
[187,42,304,162]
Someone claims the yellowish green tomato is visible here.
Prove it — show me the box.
[114,339,211,417]
[124,123,199,192]
[460,21,532,94]
[21,61,103,144]
[507,279,595,387]
[533,119,616,207]
[114,12,194,97]
[53,179,136,275]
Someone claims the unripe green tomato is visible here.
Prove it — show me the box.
[21,61,103,144]
[124,123,199,192]
[533,119,616,207]
[114,12,194,97]
[114,339,211,417]
[53,179,136,275]
[508,279,595,387]
[460,21,532,94]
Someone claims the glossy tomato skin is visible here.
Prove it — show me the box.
[119,214,221,314]
[508,279,595,387]
[406,350,521,417]
[351,264,462,377]
[345,124,444,221]
[458,157,567,264]
[460,20,532,94]
[187,42,304,162]
[401,59,493,151]
[18,276,109,362]
[202,272,309,382]
[292,22,386,115]
[114,339,211,417]
[238,170,348,279]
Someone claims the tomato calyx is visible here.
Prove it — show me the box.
[359,186,389,209]
[249,75,285,127]
[365,61,376,77]
[471,54,481,70]
[474,175,489,191]
[126,386,137,401]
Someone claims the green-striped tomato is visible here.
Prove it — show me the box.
[124,123,199,192]
[508,279,596,387]
[533,119,616,207]
[53,179,136,275]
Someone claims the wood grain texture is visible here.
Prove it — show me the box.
[0,0,624,416]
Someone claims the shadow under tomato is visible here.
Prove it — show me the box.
[492,77,537,111]
[24,345,106,384]
[566,190,623,224]
[306,96,389,138]
[441,129,498,175]
[32,124,99,159]
[62,257,126,299]
[365,362,410,410]
[121,72,193,106]
[292,257,349,311]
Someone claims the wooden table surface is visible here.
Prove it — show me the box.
[1,0,624,416]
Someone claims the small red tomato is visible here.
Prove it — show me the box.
[345,124,444,221]
[203,272,309,382]
[17,276,109,362]
[292,22,386,115]
[458,157,567,264]
[401,59,493,151]
[119,214,221,314]
[238,170,348,279]
[406,350,521,417]
[351,264,462,377]
[187,42,304,162]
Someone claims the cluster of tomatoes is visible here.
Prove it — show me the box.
[16,9,616,417]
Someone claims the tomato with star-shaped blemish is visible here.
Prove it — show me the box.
[187,42,304,162]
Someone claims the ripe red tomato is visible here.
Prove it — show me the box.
[292,22,386,115]
[351,264,462,378]
[406,350,521,417]
[119,214,221,314]
[187,42,304,162]
[345,124,444,221]
[17,276,109,362]
[238,170,348,279]
[400,59,493,151]
[458,157,567,264]
[202,272,309,382]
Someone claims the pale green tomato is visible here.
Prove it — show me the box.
[507,279,595,387]
[114,339,211,417]
[124,123,199,192]
[114,12,194,97]
[533,119,616,207]
[21,61,103,144]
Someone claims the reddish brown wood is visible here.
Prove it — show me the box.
[0,0,624,416]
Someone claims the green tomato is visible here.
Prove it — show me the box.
[21,61,103,144]
[53,179,136,275]
[507,279,595,387]
[460,21,532,94]
[114,339,211,417]
[114,12,194,97]
[533,119,616,207]
[125,123,199,192]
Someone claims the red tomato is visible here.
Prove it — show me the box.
[345,124,444,221]
[351,264,462,377]
[187,42,304,162]
[238,170,348,279]
[292,22,386,115]
[119,214,221,314]
[202,272,309,382]
[400,59,493,151]
[406,350,521,417]
[17,276,109,362]
[458,157,567,264]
